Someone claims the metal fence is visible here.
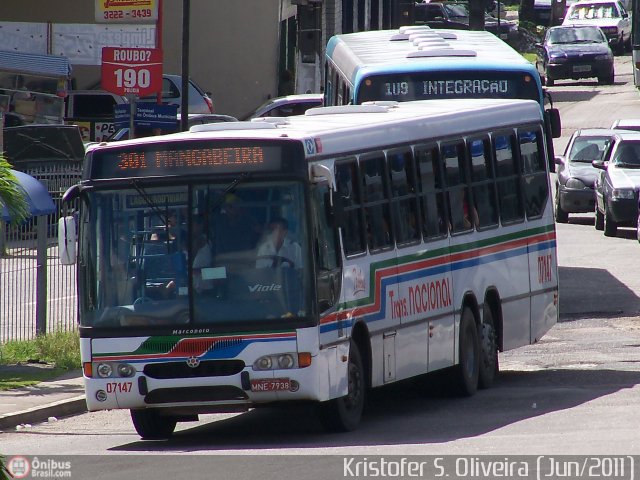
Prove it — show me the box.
[0,165,81,344]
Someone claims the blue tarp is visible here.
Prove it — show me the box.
[1,169,56,221]
[0,50,71,79]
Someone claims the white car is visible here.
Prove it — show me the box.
[562,0,631,54]
[241,93,324,120]
[611,119,640,132]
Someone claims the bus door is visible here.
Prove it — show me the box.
[519,129,558,343]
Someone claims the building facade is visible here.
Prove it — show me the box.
[0,0,406,118]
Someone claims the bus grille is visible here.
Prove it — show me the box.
[143,360,245,379]
[144,386,248,404]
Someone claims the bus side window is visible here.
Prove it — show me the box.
[324,61,333,106]
[335,160,366,255]
[468,137,498,229]
[387,149,420,245]
[443,142,473,233]
[494,133,524,224]
[415,145,447,239]
[518,129,548,219]
[360,154,393,251]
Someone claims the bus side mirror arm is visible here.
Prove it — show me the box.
[323,190,346,229]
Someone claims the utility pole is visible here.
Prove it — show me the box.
[469,0,487,30]
[181,0,190,132]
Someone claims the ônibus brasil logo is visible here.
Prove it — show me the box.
[7,456,30,479]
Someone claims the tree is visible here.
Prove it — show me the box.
[0,455,12,480]
[519,0,537,25]
[0,154,28,224]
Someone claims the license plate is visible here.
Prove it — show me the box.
[500,33,508,39]
[573,65,591,73]
[251,378,291,392]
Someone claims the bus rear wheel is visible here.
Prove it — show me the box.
[451,307,480,396]
[130,409,177,440]
[478,306,499,389]
[318,341,365,432]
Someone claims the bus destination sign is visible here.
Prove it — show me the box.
[88,141,301,179]
[358,72,540,104]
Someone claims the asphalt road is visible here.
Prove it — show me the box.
[1,54,640,477]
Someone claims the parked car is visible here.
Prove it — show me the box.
[533,0,552,25]
[592,132,640,237]
[562,0,630,54]
[103,113,238,142]
[554,128,619,223]
[241,93,324,120]
[535,25,614,86]
[414,1,519,43]
[137,74,214,114]
[64,90,128,142]
[610,119,640,132]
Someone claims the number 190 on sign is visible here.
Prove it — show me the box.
[101,47,162,97]
[115,68,151,91]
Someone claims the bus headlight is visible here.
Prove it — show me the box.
[96,363,113,378]
[253,353,300,371]
[277,354,295,369]
[93,362,135,378]
[254,356,273,370]
[117,363,135,377]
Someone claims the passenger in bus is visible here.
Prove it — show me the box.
[255,217,302,268]
[462,190,479,230]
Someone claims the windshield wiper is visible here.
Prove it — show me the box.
[130,179,169,225]
[209,172,251,214]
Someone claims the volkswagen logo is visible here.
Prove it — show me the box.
[186,356,200,368]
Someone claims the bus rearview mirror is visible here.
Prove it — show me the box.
[58,216,77,265]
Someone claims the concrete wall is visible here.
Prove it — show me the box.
[0,0,284,118]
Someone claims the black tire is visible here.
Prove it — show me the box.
[546,77,554,87]
[615,38,625,55]
[554,188,569,223]
[594,202,604,231]
[318,340,366,432]
[451,307,480,396]
[603,204,617,237]
[478,305,499,389]
[130,409,177,440]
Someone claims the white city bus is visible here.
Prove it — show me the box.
[59,99,558,439]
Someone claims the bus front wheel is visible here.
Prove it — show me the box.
[451,307,480,396]
[130,409,177,440]
[318,341,365,432]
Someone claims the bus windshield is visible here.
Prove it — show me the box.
[79,180,310,331]
[357,70,541,103]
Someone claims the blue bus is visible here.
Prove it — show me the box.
[324,27,561,146]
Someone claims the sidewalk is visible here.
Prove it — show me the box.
[0,367,86,431]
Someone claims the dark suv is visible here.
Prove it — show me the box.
[414,2,518,43]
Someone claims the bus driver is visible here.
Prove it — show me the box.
[255,217,301,268]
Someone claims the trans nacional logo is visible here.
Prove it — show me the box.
[7,456,31,479]
[186,356,201,368]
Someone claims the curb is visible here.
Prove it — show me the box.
[0,395,87,431]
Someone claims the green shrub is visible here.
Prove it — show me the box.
[0,331,81,370]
